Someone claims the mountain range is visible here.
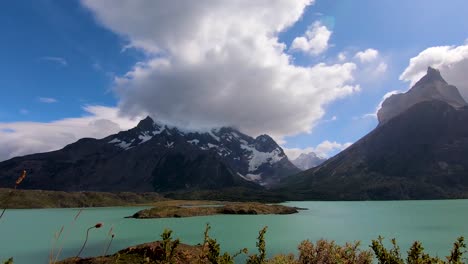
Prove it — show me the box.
[1,67,468,201]
[0,118,299,192]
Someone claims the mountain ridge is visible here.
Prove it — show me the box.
[0,117,299,192]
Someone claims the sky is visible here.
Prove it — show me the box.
[1,0,468,161]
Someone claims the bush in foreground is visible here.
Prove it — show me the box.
[5,226,467,263]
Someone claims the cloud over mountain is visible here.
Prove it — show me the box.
[400,44,468,101]
[0,106,140,161]
[82,0,360,140]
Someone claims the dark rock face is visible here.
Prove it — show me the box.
[280,69,468,200]
[0,118,299,192]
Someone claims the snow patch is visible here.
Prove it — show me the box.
[207,143,218,149]
[240,144,284,172]
[116,140,134,150]
[109,138,134,150]
[153,126,165,135]
[138,132,152,144]
[187,139,200,145]
[237,173,263,182]
[165,141,174,148]
[108,138,120,144]
[231,132,241,138]
[209,130,220,141]
[245,173,262,181]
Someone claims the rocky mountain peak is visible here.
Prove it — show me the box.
[135,116,158,131]
[377,67,467,124]
[291,152,327,171]
[253,134,279,152]
[418,66,446,85]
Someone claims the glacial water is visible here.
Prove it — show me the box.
[1,200,468,263]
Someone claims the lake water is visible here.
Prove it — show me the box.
[1,200,468,263]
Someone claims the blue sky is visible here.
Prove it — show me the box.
[1,0,468,160]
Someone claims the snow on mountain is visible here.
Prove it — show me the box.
[105,116,299,187]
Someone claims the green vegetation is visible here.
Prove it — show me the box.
[371,236,467,264]
[55,226,465,264]
[0,188,165,209]
[2,258,13,264]
[131,201,299,218]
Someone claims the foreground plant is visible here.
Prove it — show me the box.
[0,170,27,219]
[2,258,13,264]
[76,222,103,258]
[50,208,84,264]
[103,228,115,257]
[246,226,268,264]
[160,229,180,262]
[199,223,248,264]
[371,236,466,264]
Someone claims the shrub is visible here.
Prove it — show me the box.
[298,239,372,264]
[160,229,180,263]
[198,223,247,264]
[371,236,466,264]
[2,258,13,264]
[247,226,268,264]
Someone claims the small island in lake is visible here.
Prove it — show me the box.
[129,200,301,219]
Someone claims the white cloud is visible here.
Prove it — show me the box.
[375,62,388,74]
[284,147,315,160]
[400,44,468,101]
[290,21,332,55]
[354,48,379,63]
[284,140,352,160]
[39,56,68,66]
[361,89,402,119]
[20,109,29,115]
[352,48,387,80]
[337,52,347,62]
[38,97,57,103]
[81,0,360,142]
[313,140,352,157]
[0,106,141,162]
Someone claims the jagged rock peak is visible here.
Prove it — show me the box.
[377,67,467,124]
[419,66,446,84]
[136,116,157,129]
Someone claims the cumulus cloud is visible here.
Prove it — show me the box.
[400,44,468,101]
[38,97,58,103]
[39,56,68,66]
[354,48,379,63]
[284,140,352,160]
[0,106,140,162]
[361,90,402,119]
[353,48,387,80]
[290,21,332,55]
[81,0,360,141]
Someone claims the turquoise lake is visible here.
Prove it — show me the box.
[1,200,468,263]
